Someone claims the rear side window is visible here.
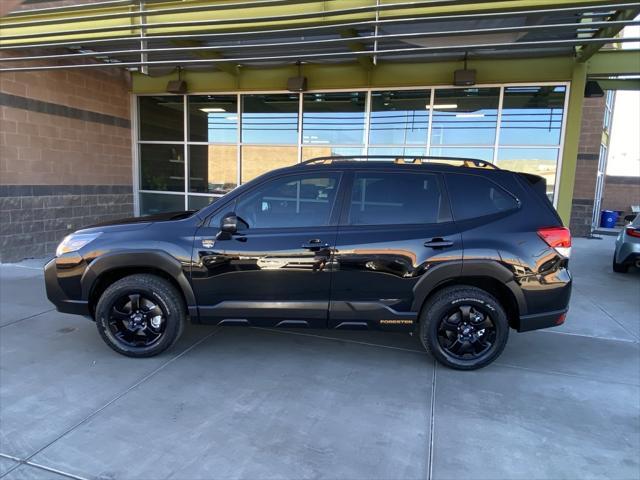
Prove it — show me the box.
[446,174,519,221]
[348,172,446,226]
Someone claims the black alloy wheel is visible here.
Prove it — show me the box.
[437,304,497,360]
[419,286,509,370]
[95,274,185,357]
[108,292,166,348]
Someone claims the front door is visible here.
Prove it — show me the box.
[330,170,463,329]
[191,171,343,328]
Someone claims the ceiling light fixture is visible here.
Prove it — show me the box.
[429,104,459,110]
[200,107,226,113]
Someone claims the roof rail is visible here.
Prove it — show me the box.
[300,155,498,169]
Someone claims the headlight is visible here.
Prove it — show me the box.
[56,232,102,257]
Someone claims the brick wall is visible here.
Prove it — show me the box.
[569,96,607,237]
[602,176,640,218]
[0,60,133,262]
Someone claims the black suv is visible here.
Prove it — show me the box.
[45,156,572,370]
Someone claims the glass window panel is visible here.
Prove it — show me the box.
[500,86,566,146]
[368,147,427,158]
[139,96,184,141]
[242,94,299,144]
[188,195,219,211]
[446,174,519,220]
[139,193,184,216]
[140,144,185,192]
[429,147,494,162]
[498,148,559,199]
[188,95,238,143]
[369,90,430,145]
[302,146,363,161]
[348,172,444,225]
[303,92,366,145]
[189,145,238,195]
[235,174,340,229]
[431,88,499,146]
[241,145,298,183]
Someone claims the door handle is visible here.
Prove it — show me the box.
[302,239,330,251]
[424,238,454,249]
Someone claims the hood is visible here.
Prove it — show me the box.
[76,210,197,234]
[89,210,197,228]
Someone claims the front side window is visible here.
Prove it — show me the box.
[446,174,519,220]
[235,174,340,229]
[348,172,444,226]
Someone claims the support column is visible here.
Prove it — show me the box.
[556,62,587,225]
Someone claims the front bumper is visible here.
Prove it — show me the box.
[44,258,91,316]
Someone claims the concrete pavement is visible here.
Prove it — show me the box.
[0,236,638,480]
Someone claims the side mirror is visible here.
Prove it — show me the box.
[220,213,239,234]
[217,212,249,240]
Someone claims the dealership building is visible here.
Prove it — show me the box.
[1,0,639,261]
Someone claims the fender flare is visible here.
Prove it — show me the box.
[80,250,197,308]
[410,259,527,315]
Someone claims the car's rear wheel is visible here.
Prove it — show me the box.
[419,286,509,370]
[95,274,185,357]
[612,255,628,273]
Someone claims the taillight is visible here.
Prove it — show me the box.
[626,227,640,238]
[538,226,572,258]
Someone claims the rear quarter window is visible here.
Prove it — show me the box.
[445,173,520,221]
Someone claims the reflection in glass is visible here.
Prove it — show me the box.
[140,144,184,192]
[303,92,366,145]
[235,174,339,229]
[140,192,184,215]
[242,94,299,144]
[302,146,363,161]
[188,195,219,211]
[368,147,427,158]
[139,96,184,141]
[188,95,238,143]
[189,145,237,195]
[429,147,494,162]
[500,86,566,146]
[431,88,499,146]
[498,148,559,198]
[349,172,442,225]
[370,90,430,145]
[241,145,298,183]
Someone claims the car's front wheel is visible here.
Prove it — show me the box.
[419,286,509,370]
[95,274,185,357]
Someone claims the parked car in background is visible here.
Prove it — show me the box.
[45,156,572,370]
[613,214,640,273]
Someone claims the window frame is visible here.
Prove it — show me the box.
[205,170,345,231]
[133,82,570,216]
[339,169,452,228]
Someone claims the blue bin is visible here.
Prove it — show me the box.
[600,210,619,228]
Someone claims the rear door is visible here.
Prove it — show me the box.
[329,169,463,329]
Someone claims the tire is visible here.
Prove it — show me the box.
[613,256,628,273]
[419,286,509,370]
[95,274,186,357]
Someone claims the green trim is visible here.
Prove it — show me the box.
[131,57,575,93]
[596,79,640,90]
[556,62,587,225]
[587,50,640,76]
